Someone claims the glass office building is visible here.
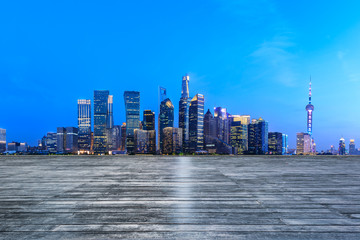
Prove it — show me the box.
[248,118,268,155]
[268,132,283,155]
[124,91,140,154]
[143,110,155,131]
[159,98,174,153]
[0,128,6,153]
[179,74,190,151]
[189,94,204,153]
[94,90,109,154]
[77,99,91,153]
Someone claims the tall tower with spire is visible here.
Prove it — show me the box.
[179,74,190,152]
[305,78,314,137]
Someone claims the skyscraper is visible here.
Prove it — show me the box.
[56,127,66,153]
[179,74,190,152]
[94,90,109,154]
[268,132,283,155]
[282,134,288,155]
[247,118,268,155]
[124,91,140,154]
[230,116,248,154]
[77,99,91,153]
[107,95,114,129]
[143,110,155,130]
[189,94,204,153]
[65,127,78,154]
[204,109,217,152]
[214,107,230,144]
[46,132,57,154]
[106,95,114,151]
[159,98,174,153]
[296,132,311,155]
[0,128,6,153]
[339,137,346,155]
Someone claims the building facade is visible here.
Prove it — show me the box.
[134,129,156,154]
[163,127,183,154]
[296,132,311,155]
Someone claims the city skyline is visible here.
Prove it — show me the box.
[1,74,359,155]
[2,1,360,150]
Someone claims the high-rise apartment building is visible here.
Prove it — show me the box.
[124,91,140,154]
[189,94,204,153]
[77,99,91,153]
[94,90,109,154]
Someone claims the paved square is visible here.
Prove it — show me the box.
[1,155,360,239]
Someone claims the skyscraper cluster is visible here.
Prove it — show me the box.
[1,74,289,155]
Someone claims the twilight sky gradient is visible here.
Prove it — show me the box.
[1,0,360,150]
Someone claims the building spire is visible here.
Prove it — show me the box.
[309,76,312,104]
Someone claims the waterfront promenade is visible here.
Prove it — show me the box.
[0,155,360,239]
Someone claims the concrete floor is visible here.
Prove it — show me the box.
[0,155,360,239]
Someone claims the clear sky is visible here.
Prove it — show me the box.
[1,0,360,150]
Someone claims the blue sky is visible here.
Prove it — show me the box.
[1,0,360,150]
